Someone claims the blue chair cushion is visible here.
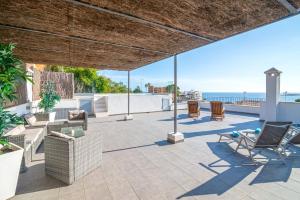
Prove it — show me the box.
[255,128,261,134]
[231,131,240,138]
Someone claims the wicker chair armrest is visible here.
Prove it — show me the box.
[44,135,75,184]
[45,135,75,142]
[7,134,26,148]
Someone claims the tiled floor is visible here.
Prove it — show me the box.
[11,110,300,200]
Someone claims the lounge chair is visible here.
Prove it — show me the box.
[279,126,300,156]
[219,121,292,163]
[210,101,225,120]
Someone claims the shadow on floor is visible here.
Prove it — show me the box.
[103,143,156,153]
[155,115,261,146]
[16,163,63,195]
[177,141,300,199]
[179,116,211,125]
[177,142,259,198]
[250,147,300,185]
[155,140,174,146]
[158,114,188,121]
[182,120,261,139]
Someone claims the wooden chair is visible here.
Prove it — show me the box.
[210,101,225,120]
[188,100,200,118]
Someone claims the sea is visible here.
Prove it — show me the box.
[202,92,300,102]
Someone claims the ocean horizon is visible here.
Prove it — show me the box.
[202,92,300,102]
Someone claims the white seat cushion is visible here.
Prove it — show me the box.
[4,125,26,136]
[24,128,44,143]
[31,121,49,127]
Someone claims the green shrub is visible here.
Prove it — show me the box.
[0,43,31,149]
[38,81,61,113]
[46,65,128,93]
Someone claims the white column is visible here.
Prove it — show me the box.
[26,67,33,102]
[25,64,34,113]
[264,68,281,121]
[124,70,133,120]
[167,55,184,144]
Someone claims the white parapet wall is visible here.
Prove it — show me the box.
[5,103,30,116]
[277,102,300,124]
[12,93,296,121]
[260,101,300,123]
[106,93,171,115]
[199,101,261,115]
[74,93,172,116]
[53,99,79,119]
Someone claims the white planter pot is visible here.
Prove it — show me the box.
[0,143,23,200]
[48,111,56,122]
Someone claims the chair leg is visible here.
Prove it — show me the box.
[218,135,223,143]
[275,147,287,165]
[244,138,254,162]
[235,139,242,152]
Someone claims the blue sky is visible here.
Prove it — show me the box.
[99,14,300,93]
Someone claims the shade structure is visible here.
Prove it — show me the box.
[0,0,299,70]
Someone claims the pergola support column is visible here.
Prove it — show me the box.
[167,55,184,144]
[124,70,133,120]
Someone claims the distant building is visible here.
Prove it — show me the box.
[147,85,168,94]
[179,90,202,101]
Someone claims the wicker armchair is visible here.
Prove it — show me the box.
[210,101,225,120]
[68,110,88,130]
[44,131,102,185]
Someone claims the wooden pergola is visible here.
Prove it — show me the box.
[1,0,299,140]
[0,0,299,70]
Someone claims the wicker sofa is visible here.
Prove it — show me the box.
[24,113,49,128]
[44,131,102,185]
[68,110,88,130]
[5,125,46,172]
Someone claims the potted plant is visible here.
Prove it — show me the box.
[0,108,24,200]
[0,43,32,200]
[38,81,61,122]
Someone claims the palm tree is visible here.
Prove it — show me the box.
[144,83,151,92]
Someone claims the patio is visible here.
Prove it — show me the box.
[11,110,300,200]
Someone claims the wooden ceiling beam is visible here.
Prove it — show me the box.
[276,0,298,13]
